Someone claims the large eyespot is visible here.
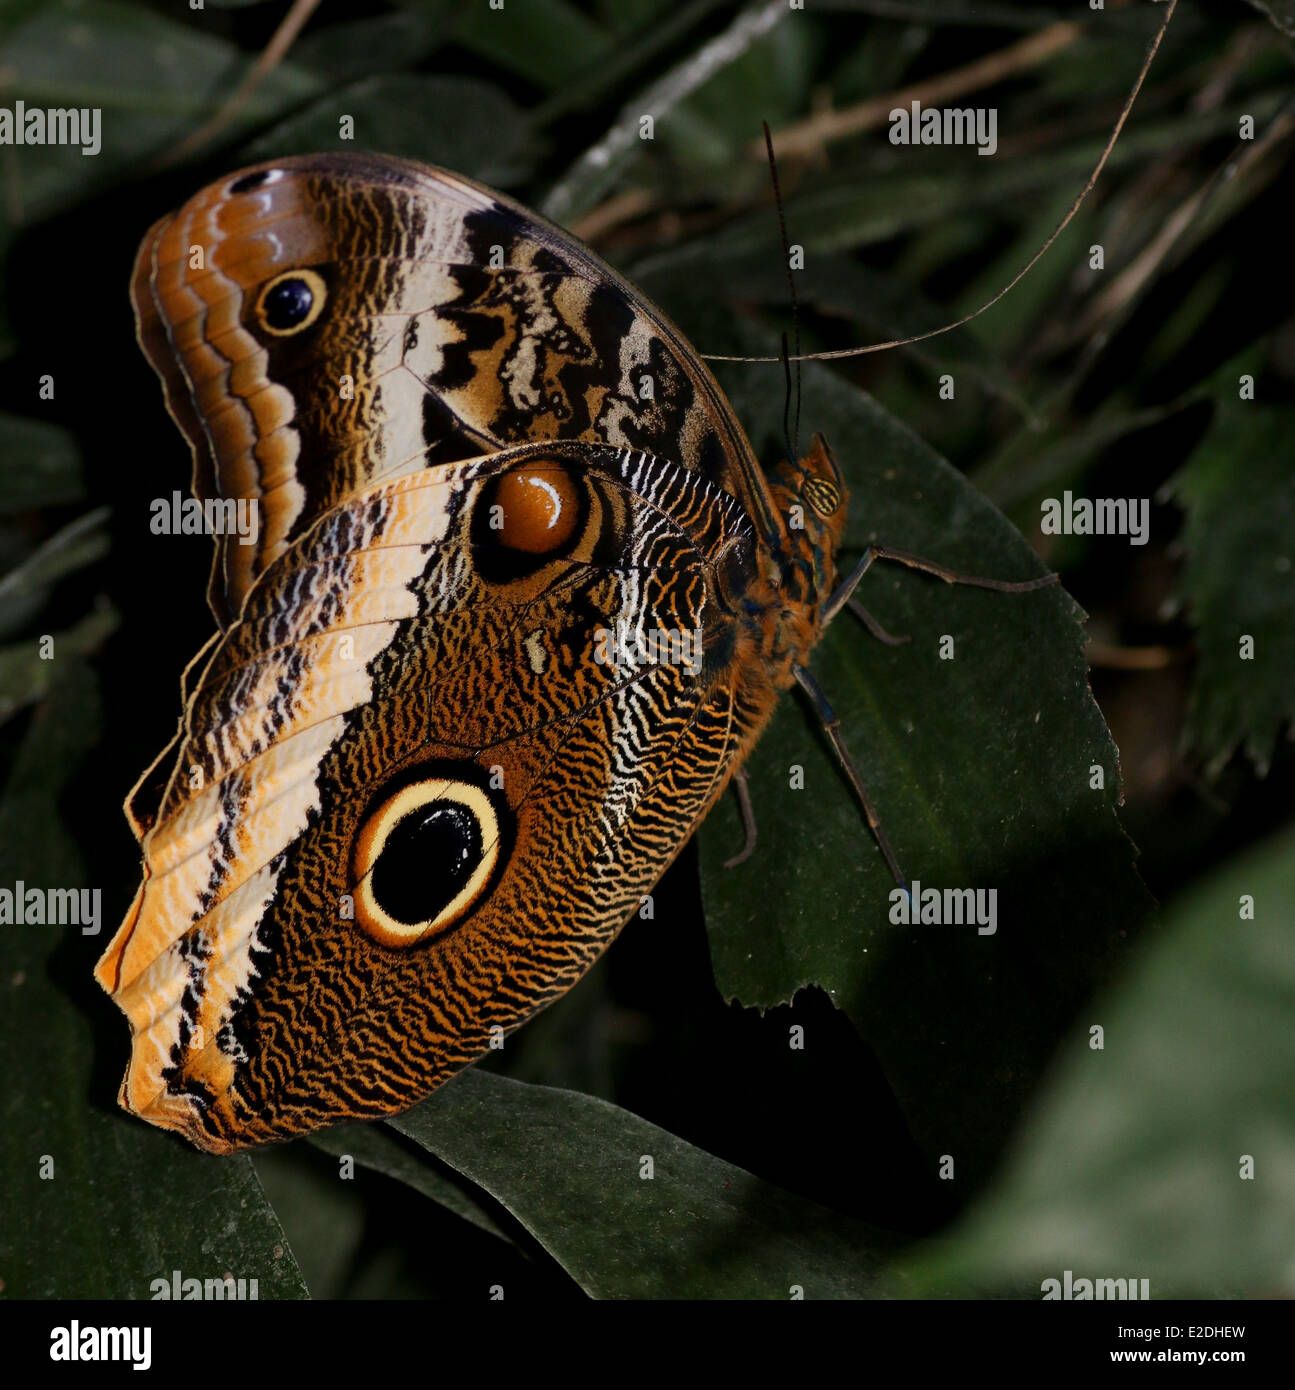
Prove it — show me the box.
[470,458,594,583]
[492,467,581,554]
[352,774,507,947]
[803,476,842,518]
[254,268,327,337]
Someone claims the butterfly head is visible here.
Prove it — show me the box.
[765,432,848,600]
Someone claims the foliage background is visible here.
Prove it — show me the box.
[1,0,1292,1299]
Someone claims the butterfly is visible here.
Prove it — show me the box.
[94,153,1053,1153]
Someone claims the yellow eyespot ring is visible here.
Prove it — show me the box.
[352,778,502,948]
[254,268,328,338]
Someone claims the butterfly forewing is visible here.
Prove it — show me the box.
[131,154,774,627]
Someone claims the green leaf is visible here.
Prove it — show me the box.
[808,0,1073,24]
[309,1123,514,1245]
[0,0,321,225]
[293,4,455,83]
[534,0,725,126]
[0,528,43,639]
[632,104,1270,273]
[0,413,83,512]
[591,0,683,31]
[1240,0,1295,38]
[454,0,612,92]
[659,12,816,169]
[388,1068,901,1298]
[643,251,1031,419]
[0,507,109,606]
[251,1148,369,1300]
[971,401,1196,512]
[242,75,534,187]
[948,187,1093,363]
[0,664,307,1299]
[889,827,1295,1297]
[0,507,110,643]
[541,0,789,225]
[0,603,117,723]
[693,355,1153,1190]
[1167,400,1295,777]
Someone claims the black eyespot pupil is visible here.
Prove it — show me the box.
[371,802,482,926]
[262,277,314,330]
[230,170,272,193]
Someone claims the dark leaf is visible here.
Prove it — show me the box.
[694,355,1153,1190]
[0,413,83,512]
[0,603,117,723]
[1240,0,1295,38]
[1167,398,1295,777]
[243,75,534,187]
[541,0,789,224]
[0,0,321,226]
[0,665,307,1299]
[890,826,1295,1297]
[309,1123,514,1245]
[389,1068,902,1298]
[454,0,611,92]
[292,2,456,83]
[0,507,109,605]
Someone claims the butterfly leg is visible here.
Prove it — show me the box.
[792,664,908,891]
[723,767,759,870]
[844,597,910,647]
[822,544,1057,626]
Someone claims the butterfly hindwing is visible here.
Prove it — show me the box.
[97,440,764,1151]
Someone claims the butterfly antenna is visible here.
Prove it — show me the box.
[764,120,802,458]
[707,0,1178,365]
[780,332,796,469]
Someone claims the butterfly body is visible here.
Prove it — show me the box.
[97,154,846,1152]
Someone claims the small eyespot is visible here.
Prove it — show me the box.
[254,268,327,337]
[229,168,279,195]
[352,776,507,947]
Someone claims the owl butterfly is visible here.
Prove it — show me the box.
[95,153,1053,1153]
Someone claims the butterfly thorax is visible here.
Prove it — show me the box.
[739,435,849,693]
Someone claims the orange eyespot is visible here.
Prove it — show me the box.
[491,466,580,555]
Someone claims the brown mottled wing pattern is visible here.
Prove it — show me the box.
[130,153,775,627]
[96,441,773,1151]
